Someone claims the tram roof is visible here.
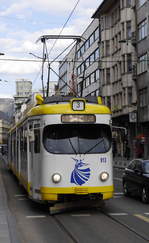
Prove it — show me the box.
[9,95,111,132]
[43,95,99,104]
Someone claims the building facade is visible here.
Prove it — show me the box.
[58,45,77,95]
[0,98,14,145]
[135,0,149,158]
[14,79,32,112]
[0,120,10,144]
[75,19,100,97]
[58,0,149,158]
[58,19,101,97]
[92,0,138,157]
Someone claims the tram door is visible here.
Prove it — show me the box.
[29,121,41,199]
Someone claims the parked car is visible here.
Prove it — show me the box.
[122,159,149,203]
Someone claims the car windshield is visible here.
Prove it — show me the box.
[43,124,112,154]
[143,161,149,173]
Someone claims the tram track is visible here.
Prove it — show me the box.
[49,203,149,243]
[2,159,149,243]
[52,215,79,243]
[101,209,149,242]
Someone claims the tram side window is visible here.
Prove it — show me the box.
[34,129,40,153]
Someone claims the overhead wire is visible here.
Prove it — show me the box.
[30,0,80,97]
[47,0,80,58]
[44,39,77,97]
[0,58,141,63]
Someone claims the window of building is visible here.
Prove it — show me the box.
[139,88,147,107]
[95,69,100,81]
[86,76,90,87]
[127,54,132,72]
[101,41,104,57]
[126,21,132,39]
[89,33,94,46]
[77,83,81,92]
[126,0,131,7]
[80,45,85,56]
[138,0,147,7]
[77,66,80,76]
[138,19,147,41]
[81,62,85,73]
[85,40,90,50]
[106,68,111,84]
[101,69,105,85]
[94,28,99,40]
[128,87,132,105]
[90,53,95,64]
[85,57,90,68]
[90,73,95,84]
[122,55,125,73]
[77,50,81,59]
[121,0,125,8]
[95,48,100,60]
[121,22,125,40]
[115,35,118,51]
[138,53,148,74]
[105,40,110,56]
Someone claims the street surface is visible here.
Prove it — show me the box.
[1,165,149,243]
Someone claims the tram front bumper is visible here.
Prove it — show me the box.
[40,185,114,201]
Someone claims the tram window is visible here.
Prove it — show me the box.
[43,124,112,154]
[34,129,40,153]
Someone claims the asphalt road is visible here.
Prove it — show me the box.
[2,165,149,243]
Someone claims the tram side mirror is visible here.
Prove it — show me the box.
[28,130,35,142]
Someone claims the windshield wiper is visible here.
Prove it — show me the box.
[83,138,105,155]
[68,137,78,155]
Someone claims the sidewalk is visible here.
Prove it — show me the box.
[0,155,20,243]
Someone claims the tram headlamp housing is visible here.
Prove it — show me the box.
[100,172,109,181]
[52,173,61,183]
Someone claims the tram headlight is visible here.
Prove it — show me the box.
[100,172,109,181]
[52,173,61,183]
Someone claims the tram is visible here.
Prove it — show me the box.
[8,95,114,205]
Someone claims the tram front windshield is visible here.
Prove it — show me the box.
[43,124,112,154]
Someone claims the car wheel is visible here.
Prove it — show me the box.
[123,182,129,196]
[141,187,149,203]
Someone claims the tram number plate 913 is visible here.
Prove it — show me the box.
[72,100,85,111]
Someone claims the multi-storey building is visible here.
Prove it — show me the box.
[75,19,100,97]
[58,0,149,158]
[92,0,138,157]
[0,120,10,144]
[0,98,14,145]
[58,45,77,95]
[58,19,100,97]
[14,79,32,112]
[135,0,149,157]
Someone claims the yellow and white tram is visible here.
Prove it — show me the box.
[8,95,114,205]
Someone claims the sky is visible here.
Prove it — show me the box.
[0,0,103,98]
